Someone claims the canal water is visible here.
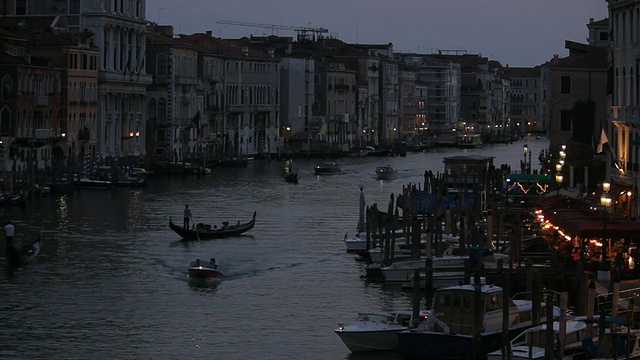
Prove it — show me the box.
[0,136,548,360]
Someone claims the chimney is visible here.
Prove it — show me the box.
[242,47,248,56]
[206,30,212,36]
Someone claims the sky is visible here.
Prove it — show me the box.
[146,0,608,67]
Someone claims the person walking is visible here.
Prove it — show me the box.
[183,205,192,229]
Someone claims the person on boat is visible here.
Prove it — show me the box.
[195,259,201,267]
[4,220,15,254]
[183,205,192,229]
[210,258,217,269]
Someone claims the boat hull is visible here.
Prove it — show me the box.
[335,329,405,352]
[188,267,223,279]
[169,211,256,240]
[398,329,521,360]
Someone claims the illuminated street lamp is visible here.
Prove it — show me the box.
[555,163,563,173]
[522,144,529,173]
[600,181,612,274]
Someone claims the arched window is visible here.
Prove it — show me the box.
[158,98,166,119]
[157,54,167,76]
[2,74,12,101]
[148,99,157,120]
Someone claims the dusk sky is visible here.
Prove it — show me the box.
[146,0,608,67]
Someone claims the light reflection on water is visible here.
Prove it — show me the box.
[0,137,547,359]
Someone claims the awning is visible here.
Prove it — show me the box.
[536,194,640,239]
[506,173,553,183]
[584,183,632,202]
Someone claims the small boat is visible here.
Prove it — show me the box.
[344,232,366,252]
[282,159,298,184]
[397,284,561,360]
[169,211,256,240]
[487,315,640,360]
[375,165,397,180]
[314,162,341,175]
[7,236,42,267]
[283,171,298,184]
[188,258,223,279]
[335,310,431,352]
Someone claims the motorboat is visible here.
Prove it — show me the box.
[335,310,431,352]
[375,165,397,180]
[397,284,561,359]
[486,315,640,360]
[379,245,509,283]
[7,236,42,267]
[188,258,223,279]
[343,232,367,252]
[314,162,341,175]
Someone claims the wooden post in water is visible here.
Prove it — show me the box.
[559,292,568,360]
[411,268,422,327]
[544,293,555,360]
[472,279,483,359]
[501,267,511,359]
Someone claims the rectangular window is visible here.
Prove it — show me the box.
[560,110,572,131]
[560,75,571,94]
[82,55,88,70]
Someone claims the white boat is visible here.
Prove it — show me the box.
[335,310,431,352]
[487,316,640,360]
[188,258,223,279]
[343,232,367,252]
[380,245,509,283]
[375,165,397,180]
[397,284,561,359]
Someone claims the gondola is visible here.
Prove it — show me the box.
[7,236,42,267]
[169,211,256,240]
[283,171,298,184]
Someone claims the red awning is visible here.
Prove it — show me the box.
[536,194,640,239]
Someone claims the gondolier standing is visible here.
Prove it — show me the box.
[183,205,192,229]
[4,220,15,253]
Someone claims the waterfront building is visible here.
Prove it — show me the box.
[397,53,461,135]
[503,66,543,135]
[0,0,154,166]
[606,1,640,218]
[397,66,418,139]
[543,41,607,151]
[145,25,201,167]
[278,57,315,156]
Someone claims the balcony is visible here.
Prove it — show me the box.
[611,106,640,125]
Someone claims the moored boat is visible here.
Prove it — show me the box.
[375,165,397,180]
[397,284,560,360]
[335,310,431,352]
[169,211,256,240]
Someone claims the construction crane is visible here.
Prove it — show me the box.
[216,20,328,42]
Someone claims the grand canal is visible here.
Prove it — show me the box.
[0,136,548,360]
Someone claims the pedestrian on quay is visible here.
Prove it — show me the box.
[183,205,192,229]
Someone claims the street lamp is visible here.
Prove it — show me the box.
[523,144,529,173]
[600,182,612,273]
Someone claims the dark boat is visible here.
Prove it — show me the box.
[7,237,42,267]
[282,159,298,184]
[188,258,223,279]
[314,162,341,175]
[169,211,257,240]
[375,165,397,180]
